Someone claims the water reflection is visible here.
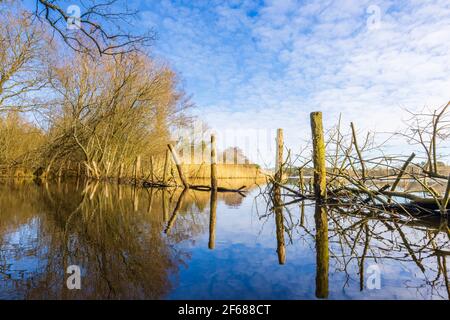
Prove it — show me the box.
[314,203,329,299]
[208,190,217,250]
[272,185,286,265]
[0,178,449,300]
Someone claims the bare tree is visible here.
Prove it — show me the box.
[397,101,450,174]
[32,0,155,55]
[0,3,48,111]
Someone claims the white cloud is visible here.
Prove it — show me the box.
[139,0,450,166]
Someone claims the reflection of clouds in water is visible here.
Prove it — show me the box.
[0,179,449,299]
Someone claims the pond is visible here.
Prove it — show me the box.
[0,178,449,299]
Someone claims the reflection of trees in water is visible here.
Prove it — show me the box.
[0,179,215,299]
[256,186,450,299]
[325,205,450,299]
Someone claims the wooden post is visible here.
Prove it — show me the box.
[118,163,124,183]
[134,155,141,185]
[310,112,327,201]
[168,144,189,188]
[163,149,170,183]
[211,135,218,191]
[275,128,283,182]
[233,148,238,165]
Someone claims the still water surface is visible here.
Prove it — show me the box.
[0,179,449,299]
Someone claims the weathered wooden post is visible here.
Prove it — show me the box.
[168,144,189,188]
[310,112,327,201]
[211,134,218,191]
[275,128,283,182]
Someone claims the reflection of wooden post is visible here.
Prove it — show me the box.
[162,190,169,222]
[310,112,326,201]
[211,135,217,191]
[118,184,123,200]
[104,183,109,198]
[208,190,217,249]
[272,178,286,264]
[134,156,141,185]
[147,188,154,214]
[165,189,187,234]
[118,163,124,183]
[168,144,189,188]
[274,185,286,264]
[133,187,139,212]
[275,129,283,182]
[300,201,305,226]
[163,149,170,183]
[315,203,329,298]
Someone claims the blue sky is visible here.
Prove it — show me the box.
[22,0,450,166]
[129,0,450,165]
